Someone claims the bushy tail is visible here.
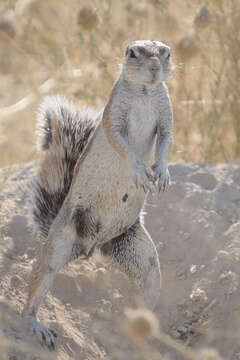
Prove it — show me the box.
[28,95,100,239]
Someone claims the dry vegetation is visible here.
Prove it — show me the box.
[0,0,239,166]
[0,1,240,359]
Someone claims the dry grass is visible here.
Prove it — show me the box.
[0,302,223,360]
[0,0,239,166]
[121,307,223,360]
[0,1,239,358]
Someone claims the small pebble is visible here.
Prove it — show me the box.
[96,267,107,275]
[218,270,236,284]
[171,324,193,340]
[3,236,14,250]
[176,268,187,280]
[190,265,197,274]
[190,288,208,304]
[217,250,231,261]
[97,299,112,314]
[183,232,190,240]
[177,325,188,333]
[171,329,181,339]
[184,310,193,318]
[21,254,28,262]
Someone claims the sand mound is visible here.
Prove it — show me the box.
[0,161,240,359]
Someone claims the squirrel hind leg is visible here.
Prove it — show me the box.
[101,219,161,310]
[22,224,75,349]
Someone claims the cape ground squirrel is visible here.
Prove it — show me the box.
[22,40,173,349]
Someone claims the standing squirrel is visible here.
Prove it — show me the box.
[22,40,173,349]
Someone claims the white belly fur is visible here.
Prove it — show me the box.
[128,97,156,161]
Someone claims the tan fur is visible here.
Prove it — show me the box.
[23,40,173,349]
[102,80,128,159]
[72,125,100,182]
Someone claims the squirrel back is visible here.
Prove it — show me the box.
[28,95,100,239]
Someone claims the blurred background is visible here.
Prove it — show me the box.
[0,0,239,167]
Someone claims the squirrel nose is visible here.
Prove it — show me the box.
[149,64,160,73]
[149,58,160,73]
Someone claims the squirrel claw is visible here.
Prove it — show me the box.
[30,319,57,351]
[152,164,170,193]
[132,160,153,194]
[158,177,170,193]
[142,182,153,194]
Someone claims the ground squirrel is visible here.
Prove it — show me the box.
[22,40,173,350]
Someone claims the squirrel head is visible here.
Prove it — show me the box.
[122,40,172,88]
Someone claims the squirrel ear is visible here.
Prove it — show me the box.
[125,46,129,57]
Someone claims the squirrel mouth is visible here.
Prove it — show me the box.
[151,74,158,83]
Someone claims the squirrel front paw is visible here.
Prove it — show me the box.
[152,162,170,192]
[132,160,154,193]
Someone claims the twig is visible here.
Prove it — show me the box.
[0,68,82,120]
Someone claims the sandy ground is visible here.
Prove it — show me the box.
[0,161,240,360]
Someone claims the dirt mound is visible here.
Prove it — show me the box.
[0,162,240,359]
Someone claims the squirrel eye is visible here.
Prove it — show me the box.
[166,53,170,60]
[129,49,136,59]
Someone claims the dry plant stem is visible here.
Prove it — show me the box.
[0,78,55,119]
[0,69,82,120]
[184,299,217,346]
[201,299,217,316]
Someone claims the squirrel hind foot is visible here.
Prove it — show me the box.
[30,318,57,350]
